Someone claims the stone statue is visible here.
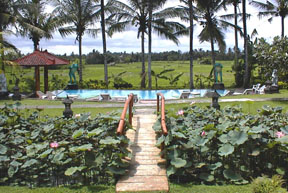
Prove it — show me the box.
[271,69,278,86]
[69,63,79,84]
[214,63,223,83]
[0,70,7,92]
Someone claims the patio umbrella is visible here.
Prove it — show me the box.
[14,49,69,93]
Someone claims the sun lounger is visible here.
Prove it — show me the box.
[180,91,190,99]
[100,93,112,101]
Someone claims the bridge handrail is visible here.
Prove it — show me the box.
[116,93,134,135]
[156,93,168,135]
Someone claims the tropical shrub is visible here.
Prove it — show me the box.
[153,105,288,184]
[251,175,286,193]
[82,79,107,89]
[0,103,131,187]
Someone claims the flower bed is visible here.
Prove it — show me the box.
[0,103,131,187]
[153,105,288,184]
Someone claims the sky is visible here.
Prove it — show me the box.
[6,0,287,55]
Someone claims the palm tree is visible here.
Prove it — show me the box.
[243,0,250,88]
[250,0,288,37]
[54,0,98,82]
[179,0,198,89]
[196,0,230,69]
[100,0,108,88]
[108,0,187,89]
[17,0,59,51]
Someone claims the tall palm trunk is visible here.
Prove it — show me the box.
[101,0,108,88]
[243,0,249,88]
[141,31,146,88]
[148,1,152,89]
[281,16,284,37]
[78,34,83,82]
[189,0,194,89]
[210,36,215,79]
[0,28,4,71]
[233,2,239,69]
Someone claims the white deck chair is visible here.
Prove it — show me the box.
[179,91,190,99]
[100,93,112,101]
[256,85,266,94]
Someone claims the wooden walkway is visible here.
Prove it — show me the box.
[116,108,169,192]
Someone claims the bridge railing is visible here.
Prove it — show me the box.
[117,93,134,135]
[156,93,168,135]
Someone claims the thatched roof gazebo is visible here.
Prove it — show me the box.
[15,50,69,93]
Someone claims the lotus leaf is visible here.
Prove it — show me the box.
[8,166,18,178]
[72,128,84,139]
[156,135,165,146]
[219,134,228,143]
[250,148,260,156]
[171,157,187,168]
[0,144,7,154]
[218,144,234,156]
[43,124,54,133]
[21,159,38,168]
[108,166,126,174]
[0,156,9,162]
[52,151,65,164]
[166,165,177,176]
[65,166,86,176]
[100,137,120,145]
[223,169,243,181]
[70,144,93,152]
[172,131,186,139]
[281,126,288,134]
[275,135,288,143]
[250,125,268,133]
[87,128,102,137]
[10,160,22,167]
[228,130,248,145]
[194,136,209,146]
[199,173,214,182]
[195,162,206,168]
[208,162,222,170]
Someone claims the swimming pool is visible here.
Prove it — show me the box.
[56,89,229,100]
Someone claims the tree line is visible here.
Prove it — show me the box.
[1,0,288,90]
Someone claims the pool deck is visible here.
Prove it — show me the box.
[1,97,287,109]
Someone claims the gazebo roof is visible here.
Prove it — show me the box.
[15,50,69,66]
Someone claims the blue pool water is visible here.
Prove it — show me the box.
[56,89,229,100]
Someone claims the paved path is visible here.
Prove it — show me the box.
[116,108,169,192]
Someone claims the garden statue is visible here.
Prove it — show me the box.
[214,63,223,83]
[271,69,278,86]
[69,63,79,85]
[0,70,7,92]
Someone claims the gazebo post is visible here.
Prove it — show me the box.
[44,66,48,93]
[35,66,40,91]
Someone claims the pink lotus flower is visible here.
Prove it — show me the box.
[201,131,206,136]
[276,131,285,138]
[50,142,59,148]
[177,110,184,116]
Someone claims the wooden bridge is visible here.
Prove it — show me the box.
[116,94,169,192]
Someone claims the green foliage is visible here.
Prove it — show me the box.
[49,75,66,90]
[153,105,288,184]
[199,57,212,65]
[0,103,131,187]
[109,71,132,89]
[19,77,35,93]
[195,74,213,89]
[254,36,288,82]
[251,175,286,193]
[82,79,107,89]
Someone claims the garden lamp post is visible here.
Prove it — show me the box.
[211,91,220,110]
[63,96,73,118]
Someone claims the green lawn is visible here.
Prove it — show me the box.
[0,184,252,193]
[5,60,236,91]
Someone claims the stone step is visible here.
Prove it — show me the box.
[116,181,169,192]
[127,168,166,176]
[118,175,167,183]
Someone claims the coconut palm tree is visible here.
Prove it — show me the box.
[250,0,288,37]
[108,0,187,89]
[179,0,198,89]
[54,0,99,82]
[196,0,231,68]
[17,0,59,51]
